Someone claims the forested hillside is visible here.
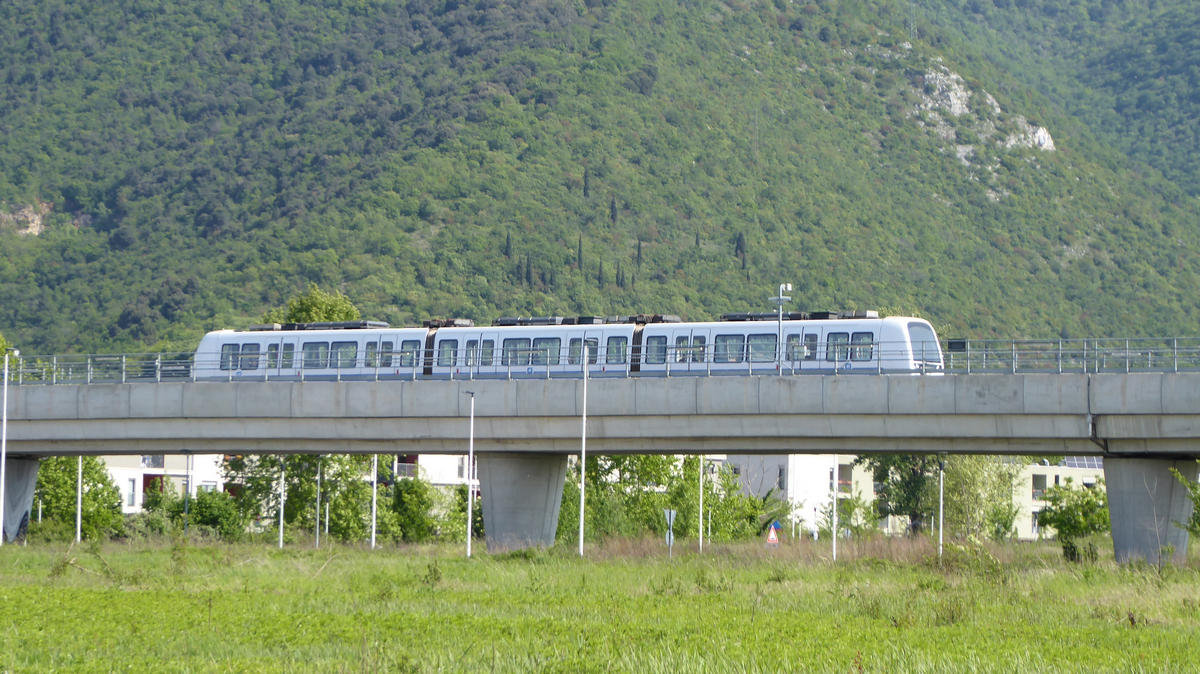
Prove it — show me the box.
[1,0,1198,354]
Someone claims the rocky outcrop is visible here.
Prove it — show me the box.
[0,201,52,236]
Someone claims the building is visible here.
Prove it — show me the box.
[103,453,225,514]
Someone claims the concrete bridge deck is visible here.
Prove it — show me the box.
[3,372,1198,562]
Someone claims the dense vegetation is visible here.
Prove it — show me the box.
[3,541,1199,670]
[0,0,1198,354]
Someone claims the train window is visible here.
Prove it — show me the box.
[399,340,421,368]
[714,334,745,363]
[220,344,238,371]
[748,334,777,362]
[674,336,689,363]
[240,344,261,371]
[364,341,393,368]
[267,344,279,368]
[303,342,329,369]
[850,332,874,361]
[437,340,458,367]
[691,336,706,362]
[802,334,818,361]
[606,336,628,364]
[908,322,941,363]
[826,333,850,362]
[502,338,531,367]
[331,341,358,369]
[785,335,804,361]
[281,343,295,369]
[532,337,561,366]
[568,338,600,365]
[645,336,667,364]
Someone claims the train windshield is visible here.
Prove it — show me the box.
[907,322,942,364]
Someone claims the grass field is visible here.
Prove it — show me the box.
[2,536,1198,672]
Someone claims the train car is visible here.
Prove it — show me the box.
[193,321,429,381]
[193,312,943,381]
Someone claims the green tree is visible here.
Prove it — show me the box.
[189,489,246,541]
[393,476,436,543]
[943,455,1022,541]
[262,283,360,324]
[855,454,938,534]
[1037,478,1110,562]
[32,456,123,540]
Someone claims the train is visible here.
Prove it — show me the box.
[193,311,944,381]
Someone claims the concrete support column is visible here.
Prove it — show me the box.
[477,453,567,552]
[2,458,39,543]
[1104,457,1196,565]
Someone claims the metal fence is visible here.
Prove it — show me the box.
[4,338,1200,385]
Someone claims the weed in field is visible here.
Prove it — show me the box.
[421,560,442,587]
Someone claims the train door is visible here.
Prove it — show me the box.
[667,326,695,374]
[567,330,601,377]
[465,330,499,378]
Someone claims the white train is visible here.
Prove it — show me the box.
[193,311,943,380]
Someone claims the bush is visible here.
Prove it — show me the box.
[188,490,246,541]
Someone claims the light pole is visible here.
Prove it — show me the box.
[465,390,476,559]
[938,453,946,562]
[0,348,17,546]
[578,346,588,558]
[698,456,704,553]
[773,283,792,368]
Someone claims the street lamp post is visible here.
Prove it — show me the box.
[579,346,588,558]
[465,390,476,558]
[773,283,792,369]
[0,348,17,546]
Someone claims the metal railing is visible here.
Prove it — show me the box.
[941,338,1200,374]
[4,338,1199,386]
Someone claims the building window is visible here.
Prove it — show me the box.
[127,478,137,507]
[1032,474,1047,500]
[141,455,164,469]
[777,466,786,490]
[1031,510,1040,534]
[199,482,218,492]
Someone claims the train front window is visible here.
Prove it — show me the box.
[748,334,777,362]
[532,337,561,366]
[331,341,358,369]
[645,336,667,364]
[850,332,874,361]
[302,342,329,369]
[908,322,941,363]
[220,344,238,371]
[437,340,458,367]
[503,338,531,367]
[240,344,260,371]
[826,333,850,362]
[714,334,745,363]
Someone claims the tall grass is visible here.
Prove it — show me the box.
[1,536,1197,672]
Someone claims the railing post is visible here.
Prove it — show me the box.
[52,356,57,385]
[1125,339,1130,373]
[1057,340,1062,374]
[87,356,93,384]
[1011,342,1016,374]
[1174,338,1178,372]
[156,354,162,383]
[121,355,127,384]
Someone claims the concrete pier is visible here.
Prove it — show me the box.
[2,458,39,543]
[477,453,567,552]
[1104,456,1196,564]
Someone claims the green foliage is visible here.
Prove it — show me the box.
[262,283,360,324]
[855,455,938,535]
[1038,478,1110,561]
[32,456,123,540]
[557,455,774,543]
[1169,463,1200,538]
[944,455,1022,541]
[1,0,1200,356]
[820,491,878,539]
[392,476,437,543]
[188,490,246,542]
